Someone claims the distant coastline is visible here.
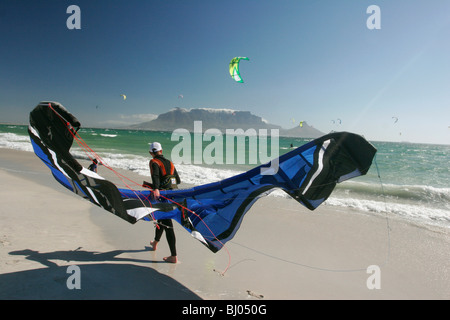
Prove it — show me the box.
[3,122,450,146]
[123,107,326,139]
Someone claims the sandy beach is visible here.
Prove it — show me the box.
[1,148,449,300]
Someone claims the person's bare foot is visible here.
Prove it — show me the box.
[163,256,177,263]
[150,240,158,251]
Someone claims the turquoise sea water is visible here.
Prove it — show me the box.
[1,124,449,228]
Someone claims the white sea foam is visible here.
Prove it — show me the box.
[0,132,33,152]
[99,134,117,138]
[325,196,450,227]
[92,150,241,186]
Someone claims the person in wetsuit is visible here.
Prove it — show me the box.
[88,159,98,172]
[148,142,181,263]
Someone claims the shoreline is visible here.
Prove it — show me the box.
[3,123,450,147]
[1,148,449,299]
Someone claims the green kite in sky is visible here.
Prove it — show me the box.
[229,57,249,83]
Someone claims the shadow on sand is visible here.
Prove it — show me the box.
[1,247,201,300]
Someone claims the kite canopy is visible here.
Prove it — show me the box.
[29,102,377,253]
[229,57,249,83]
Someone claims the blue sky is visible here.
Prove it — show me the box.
[1,0,449,144]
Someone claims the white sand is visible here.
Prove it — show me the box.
[0,149,449,299]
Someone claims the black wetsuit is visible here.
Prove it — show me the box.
[150,155,180,257]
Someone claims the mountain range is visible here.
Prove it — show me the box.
[126,107,325,138]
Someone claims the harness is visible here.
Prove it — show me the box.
[150,157,177,189]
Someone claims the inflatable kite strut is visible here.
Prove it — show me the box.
[28,101,377,253]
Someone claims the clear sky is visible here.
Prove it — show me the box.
[1,0,449,144]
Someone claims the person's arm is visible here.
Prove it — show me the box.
[150,161,161,199]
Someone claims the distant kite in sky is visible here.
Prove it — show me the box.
[392,116,398,124]
[291,118,304,127]
[120,94,127,100]
[229,57,249,83]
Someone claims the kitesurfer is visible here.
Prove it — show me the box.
[148,142,181,263]
[88,159,98,173]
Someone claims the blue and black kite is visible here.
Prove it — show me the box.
[28,102,376,252]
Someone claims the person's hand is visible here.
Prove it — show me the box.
[152,188,160,200]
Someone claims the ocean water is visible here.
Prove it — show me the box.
[1,124,449,229]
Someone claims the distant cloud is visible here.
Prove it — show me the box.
[98,113,158,127]
[119,113,158,122]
